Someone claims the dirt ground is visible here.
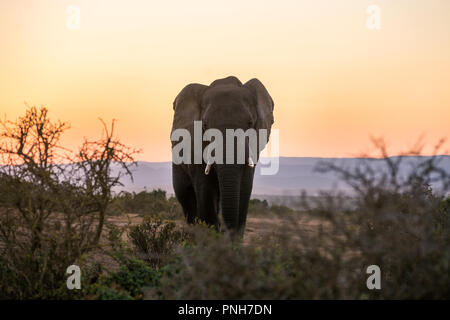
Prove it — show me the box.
[106,213,322,244]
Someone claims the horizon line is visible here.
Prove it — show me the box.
[134,154,450,164]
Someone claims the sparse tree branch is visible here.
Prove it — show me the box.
[0,105,140,297]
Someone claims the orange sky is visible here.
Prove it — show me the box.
[1,0,449,161]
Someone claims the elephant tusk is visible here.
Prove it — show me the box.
[205,162,212,175]
[247,145,256,168]
[247,156,255,168]
[204,144,213,175]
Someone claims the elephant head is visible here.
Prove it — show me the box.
[171,76,274,232]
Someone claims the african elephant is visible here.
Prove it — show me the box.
[170,76,274,235]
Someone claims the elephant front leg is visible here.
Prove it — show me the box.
[193,170,220,228]
[173,164,197,223]
[238,166,255,235]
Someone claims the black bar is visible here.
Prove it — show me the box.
[1,300,447,319]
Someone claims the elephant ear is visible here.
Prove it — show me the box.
[171,83,208,145]
[244,78,274,150]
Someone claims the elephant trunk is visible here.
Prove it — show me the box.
[216,164,242,230]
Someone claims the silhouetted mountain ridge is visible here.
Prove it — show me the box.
[114,156,450,196]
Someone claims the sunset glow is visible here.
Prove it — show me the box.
[1,0,449,161]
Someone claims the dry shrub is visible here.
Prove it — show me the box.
[144,138,449,299]
[0,106,138,299]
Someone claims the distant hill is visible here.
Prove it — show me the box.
[115,156,450,197]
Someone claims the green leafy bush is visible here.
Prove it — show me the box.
[128,217,194,267]
[248,199,270,214]
[110,190,182,219]
[94,257,160,300]
[248,198,294,215]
